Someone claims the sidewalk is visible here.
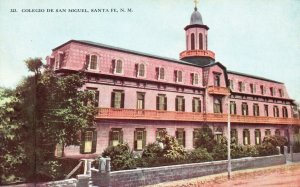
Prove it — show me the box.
[146,163,300,187]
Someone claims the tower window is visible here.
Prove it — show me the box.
[191,33,195,50]
[214,74,221,86]
[199,33,203,49]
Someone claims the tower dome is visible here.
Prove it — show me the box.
[190,7,203,25]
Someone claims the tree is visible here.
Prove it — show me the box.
[1,58,97,184]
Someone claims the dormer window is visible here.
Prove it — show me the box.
[175,70,183,83]
[113,59,123,74]
[89,55,98,70]
[270,87,274,96]
[229,80,234,90]
[238,81,245,92]
[214,74,221,87]
[191,73,199,85]
[279,89,284,97]
[156,67,165,80]
[137,63,146,77]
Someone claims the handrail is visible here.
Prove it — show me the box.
[65,161,83,179]
[96,108,300,125]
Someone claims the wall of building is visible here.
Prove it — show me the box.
[63,120,288,157]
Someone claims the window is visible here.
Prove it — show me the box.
[231,129,238,144]
[242,102,248,116]
[175,70,183,83]
[111,90,124,108]
[265,129,271,136]
[199,33,203,49]
[253,103,260,116]
[137,63,145,77]
[84,88,100,107]
[264,105,269,116]
[270,87,274,96]
[229,79,234,90]
[279,89,284,97]
[230,101,237,115]
[176,129,186,147]
[156,128,166,140]
[238,81,245,92]
[215,127,223,144]
[250,84,254,93]
[136,92,145,110]
[193,128,201,147]
[90,55,97,70]
[191,33,195,50]
[255,129,261,145]
[192,98,201,112]
[113,59,123,74]
[214,74,221,86]
[157,67,165,80]
[260,85,266,95]
[273,106,279,117]
[275,129,281,136]
[134,129,146,150]
[175,96,185,112]
[156,94,167,111]
[213,98,222,113]
[109,128,123,146]
[243,129,250,145]
[282,107,288,118]
[80,129,97,154]
[205,35,208,49]
[191,73,199,85]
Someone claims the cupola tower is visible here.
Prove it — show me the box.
[180,0,215,66]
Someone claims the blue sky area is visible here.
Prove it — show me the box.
[0,0,299,103]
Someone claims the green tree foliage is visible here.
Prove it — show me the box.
[102,143,136,171]
[0,58,97,184]
[194,126,216,152]
[262,135,287,147]
[187,148,213,163]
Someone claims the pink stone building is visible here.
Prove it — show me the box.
[47,6,300,158]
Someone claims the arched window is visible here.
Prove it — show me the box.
[214,74,221,86]
[159,67,165,80]
[199,33,203,50]
[90,55,97,70]
[213,98,222,113]
[191,33,195,50]
[116,60,123,74]
[138,64,145,77]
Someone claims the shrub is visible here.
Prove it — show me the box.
[140,142,164,167]
[293,141,300,153]
[256,142,279,156]
[212,143,227,160]
[231,144,258,158]
[102,143,136,171]
[262,135,287,147]
[187,148,213,163]
[194,126,216,152]
[161,134,186,162]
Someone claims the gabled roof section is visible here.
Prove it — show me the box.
[52,40,198,67]
[228,70,283,84]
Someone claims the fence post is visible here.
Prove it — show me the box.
[92,157,111,187]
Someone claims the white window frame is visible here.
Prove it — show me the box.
[113,59,124,75]
[191,73,199,85]
[137,63,146,78]
[88,54,99,71]
[158,67,165,80]
[175,70,183,83]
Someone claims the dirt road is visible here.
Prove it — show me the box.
[148,163,300,187]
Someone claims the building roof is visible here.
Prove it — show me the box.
[53,40,197,66]
[227,70,283,84]
[190,7,203,25]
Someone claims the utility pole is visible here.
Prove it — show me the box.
[227,99,231,179]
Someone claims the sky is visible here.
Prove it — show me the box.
[0,0,299,103]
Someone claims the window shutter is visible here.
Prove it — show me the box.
[112,59,116,73]
[111,92,115,108]
[254,84,256,93]
[183,131,186,147]
[85,54,90,70]
[121,92,125,108]
[174,70,178,82]
[191,73,194,85]
[80,131,85,154]
[156,67,160,79]
[156,96,159,110]
[91,130,97,153]
[143,130,146,149]
[183,98,185,112]
[134,130,137,150]
[95,91,100,107]
[135,64,139,77]
[175,97,178,111]
[192,99,195,112]
[120,130,123,144]
[164,96,167,110]
[242,82,245,91]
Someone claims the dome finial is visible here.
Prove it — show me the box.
[194,0,199,10]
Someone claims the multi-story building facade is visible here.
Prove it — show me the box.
[47,5,300,158]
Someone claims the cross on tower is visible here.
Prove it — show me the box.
[194,0,199,8]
